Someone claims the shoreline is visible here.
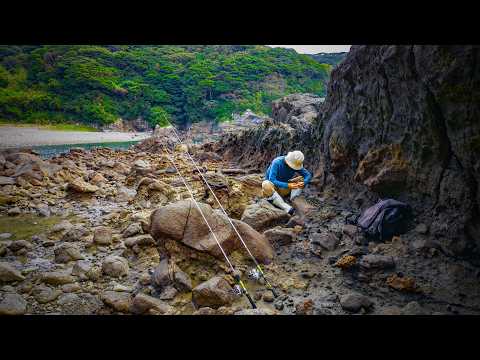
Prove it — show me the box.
[0,126,151,149]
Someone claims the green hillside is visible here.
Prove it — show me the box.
[0,45,332,129]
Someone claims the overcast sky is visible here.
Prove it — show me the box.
[267,45,351,54]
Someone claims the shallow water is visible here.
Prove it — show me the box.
[32,140,140,159]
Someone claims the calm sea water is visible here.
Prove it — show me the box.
[33,140,140,159]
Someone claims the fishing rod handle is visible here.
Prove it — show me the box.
[245,292,257,309]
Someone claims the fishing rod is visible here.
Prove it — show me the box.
[162,145,257,309]
[163,120,279,298]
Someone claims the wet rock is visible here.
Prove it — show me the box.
[7,207,21,216]
[62,224,88,242]
[41,271,75,285]
[0,293,27,315]
[130,293,174,315]
[67,178,99,193]
[359,254,395,270]
[93,226,113,245]
[401,301,429,315]
[234,308,276,315]
[0,233,12,240]
[415,223,429,234]
[124,234,155,248]
[32,285,62,303]
[310,232,340,251]
[122,223,143,238]
[150,200,274,264]
[340,292,373,313]
[116,186,137,202]
[50,220,73,234]
[342,224,359,239]
[193,307,217,315]
[241,200,290,231]
[101,291,132,313]
[0,262,25,282]
[192,276,235,309]
[72,260,92,279]
[102,256,129,278]
[61,283,81,293]
[378,306,403,315]
[56,293,103,315]
[159,286,178,300]
[295,299,314,315]
[54,243,84,263]
[263,227,297,246]
[0,176,15,185]
[8,240,33,252]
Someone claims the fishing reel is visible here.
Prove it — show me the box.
[248,268,262,282]
[232,284,243,297]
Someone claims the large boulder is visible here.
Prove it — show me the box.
[240,200,290,232]
[150,200,274,264]
[192,276,235,309]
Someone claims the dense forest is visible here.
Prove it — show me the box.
[0,45,332,129]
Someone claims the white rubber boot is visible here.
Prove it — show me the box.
[267,191,293,214]
[290,188,302,201]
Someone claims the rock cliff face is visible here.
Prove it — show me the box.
[215,45,480,260]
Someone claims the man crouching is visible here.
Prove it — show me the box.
[262,150,313,216]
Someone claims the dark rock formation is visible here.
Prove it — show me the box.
[213,45,480,261]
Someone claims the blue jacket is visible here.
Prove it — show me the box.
[265,156,312,189]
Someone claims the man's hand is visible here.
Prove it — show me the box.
[288,182,304,190]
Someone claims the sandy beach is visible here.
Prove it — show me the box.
[0,126,151,149]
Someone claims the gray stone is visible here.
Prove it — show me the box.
[263,227,297,246]
[123,234,155,248]
[72,260,92,278]
[102,256,129,278]
[340,292,373,313]
[0,262,25,282]
[241,200,290,232]
[415,223,429,234]
[54,243,84,263]
[310,232,340,251]
[122,223,143,238]
[56,293,103,315]
[93,226,112,245]
[8,240,33,252]
[41,271,75,285]
[359,254,395,270]
[0,293,27,315]
[401,301,430,315]
[32,285,62,304]
[62,224,88,242]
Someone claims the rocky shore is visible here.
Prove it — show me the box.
[0,45,478,316]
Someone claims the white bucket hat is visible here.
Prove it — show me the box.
[285,151,304,170]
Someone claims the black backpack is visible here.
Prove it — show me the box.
[346,199,413,242]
